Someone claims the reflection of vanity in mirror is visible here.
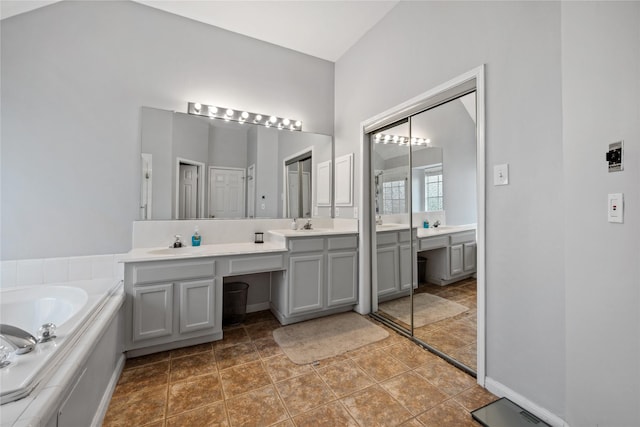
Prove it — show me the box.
[139,107,333,220]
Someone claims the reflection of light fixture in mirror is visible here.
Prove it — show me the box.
[374,132,431,146]
[187,102,302,131]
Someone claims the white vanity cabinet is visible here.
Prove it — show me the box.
[124,259,220,355]
[270,234,358,325]
[420,230,476,285]
[376,229,416,301]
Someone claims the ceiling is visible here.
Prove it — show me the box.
[0,0,398,62]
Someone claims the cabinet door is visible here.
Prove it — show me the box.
[289,254,324,314]
[327,251,358,307]
[399,244,417,290]
[178,279,216,334]
[463,242,477,272]
[450,244,464,276]
[133,283,173,342]
[376,246,399,296]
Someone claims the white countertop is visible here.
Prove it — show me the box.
[268,228,358,238]
[375,223,476,238]
[120,242,288,263]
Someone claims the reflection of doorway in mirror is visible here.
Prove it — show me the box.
[208,167,246,218]
[247,164,256,218]
[176,159,205,219]
[140,153,153,219]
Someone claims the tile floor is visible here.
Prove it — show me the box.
[103,308,495,427]
[378,278,477,370]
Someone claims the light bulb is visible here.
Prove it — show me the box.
[393,135,399,142]
[283,118,290,126]
[295,120,301,128]
[384,135,391,142]
[277,123,283,130]
[208,106,217,116]
[241,111,249,119]
[426,138,431,144]
[226,109,234,117]
[193,103,201,113]
[375,134,381,140]
[269,116,277,124]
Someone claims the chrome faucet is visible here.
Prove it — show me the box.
[0,324,37,355]
[171,234,184,248]
[433,220,441,228]
[376,215,383,225]
[302,219,313,230]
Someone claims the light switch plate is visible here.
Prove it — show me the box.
[494,164,509,186]
[608,193,623,223]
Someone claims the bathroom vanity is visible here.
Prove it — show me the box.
[417,226,477,285]
[120,227,358,355]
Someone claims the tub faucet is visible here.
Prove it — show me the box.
[303,219,313,230]
[0,324,37,355]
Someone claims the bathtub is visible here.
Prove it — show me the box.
[0,279,122,405]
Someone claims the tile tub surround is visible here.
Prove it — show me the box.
[104,311,496,426]
[1,254,124,288]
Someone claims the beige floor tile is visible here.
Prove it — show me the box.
[245,319,281,340]
[381,371,448,415]
[262,354,313,382]
[253,336,284,358]
[167,373,223,416]
[226,385,289,427]
[292,401,358,426]
[165,401,228,427]
[352,348,410,381]
[414,358,476,396]
[215,341,259,370]
[275,372,336,416]
[453,385,499,411]
[341,384,412,427]
[386,341,440,368]
[170,351,217,382]
[316,359,374,398]
[169,342,213,359]
[220,360,271,398]
[103,383,167,426]
[417,399,478,427]
[113,361,169,396]
[124,351,171,370]
[214,327,251,350]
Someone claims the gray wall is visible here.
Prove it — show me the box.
[140,107,173,219]
[1,0,334,260]
[335,0,566,418]
[562,2,640,426]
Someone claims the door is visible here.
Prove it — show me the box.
[178,279,216,334]
[178,164,198,219]
[376,245,399,297]
[288,254,323,314]
[132,283,173,342]
[209,167,245,218]
[327,251,358,307]
[247,164,256,218]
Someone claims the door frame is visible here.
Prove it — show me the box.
[282,147,315,218]
[357,65,486,385]
[174,157,205,219]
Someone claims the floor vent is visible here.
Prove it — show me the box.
[471,397,551,427]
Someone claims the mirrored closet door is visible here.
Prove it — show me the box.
[370,91,478,375]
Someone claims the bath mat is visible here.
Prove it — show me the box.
[272,312,389,364]
[378,293,468,328]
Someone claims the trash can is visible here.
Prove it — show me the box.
[223,282,249,326]
[417,257,427,284]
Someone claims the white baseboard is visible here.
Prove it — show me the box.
[484,377,569,427]
[247,302,270,313]
[91,353,126,427]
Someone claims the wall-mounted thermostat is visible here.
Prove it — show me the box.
[606,141,623,172]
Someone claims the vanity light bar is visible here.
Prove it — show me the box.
[188,102,302,131]
[373,133,431,146]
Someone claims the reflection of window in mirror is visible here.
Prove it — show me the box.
[424,165,443,211]
[382,177,408,214]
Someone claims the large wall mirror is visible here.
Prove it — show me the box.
[139,107,333,220]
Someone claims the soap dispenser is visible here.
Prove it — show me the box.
[192,226,201,246]
[290,218,297,230]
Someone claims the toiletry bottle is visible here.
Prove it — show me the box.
[290,218,297,230]
[423,220,429,228]
[192,226,201,246]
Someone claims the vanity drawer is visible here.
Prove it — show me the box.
[328,236,358,250]
[376,232,398,246]
[228,254,285,275]
[450,231,476,245]
[289,238,325,253]
[419,236,449,251]
[132,260,215,285]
